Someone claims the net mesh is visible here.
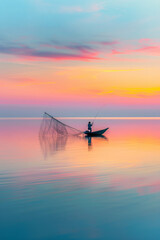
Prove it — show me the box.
[39,112,82,137]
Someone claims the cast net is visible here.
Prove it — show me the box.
[40,112,82,137]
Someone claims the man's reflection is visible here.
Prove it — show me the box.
[88,136,92,151]
[86,135,108,151]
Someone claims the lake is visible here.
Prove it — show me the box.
[0,118,160,240]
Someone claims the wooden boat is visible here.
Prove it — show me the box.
[84,128,109,136]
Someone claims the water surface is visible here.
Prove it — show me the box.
[0,119,160,240]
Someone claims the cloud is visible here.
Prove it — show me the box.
[136,45,160,55]
[110,39,160,56]
[0,43,101,62]
[60,2,105,13]
[1,38,160,63]
[41,39,118,55]
[91,41,118,46]
[41,42,96,56]
[111,46,160,56]
[98,87,160,98]
[33,0,105,13]
[102,69,143,72]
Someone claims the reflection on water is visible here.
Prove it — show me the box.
[85,135,108,151]
[0,119,160,240]
[39,117,109,156]
[39,130,108,157]
[39,132,68,158]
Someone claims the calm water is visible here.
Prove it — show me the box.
[0,119,160,240]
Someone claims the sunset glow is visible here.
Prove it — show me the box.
[0,0,160,117]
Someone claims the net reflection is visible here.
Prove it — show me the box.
[39,133,68,159]
[39,130,109,159]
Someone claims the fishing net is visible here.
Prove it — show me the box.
[39,113,83,158]
[39,112,82,137]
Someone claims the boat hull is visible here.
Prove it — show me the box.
[84,128,109,136]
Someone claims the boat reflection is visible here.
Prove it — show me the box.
[39,131,109,158]
[85,135,108,151]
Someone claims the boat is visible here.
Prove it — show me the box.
[84,128,109,136]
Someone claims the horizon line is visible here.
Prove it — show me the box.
[0,117,160,120]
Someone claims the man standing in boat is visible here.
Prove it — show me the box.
[88,121,93,132]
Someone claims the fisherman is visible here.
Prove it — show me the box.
[88,121,93,132]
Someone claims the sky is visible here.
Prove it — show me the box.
[0,0,160,117]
